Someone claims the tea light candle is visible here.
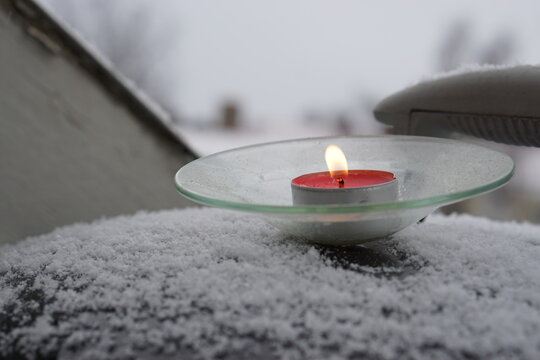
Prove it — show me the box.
[291,145,398,205]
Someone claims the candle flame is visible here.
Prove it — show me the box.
[325,145,348,177]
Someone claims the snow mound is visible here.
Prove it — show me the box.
[415,63,528,86]
[1,208,540,359]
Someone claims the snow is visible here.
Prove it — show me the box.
[416,63,522,85]
[2,207,540,359]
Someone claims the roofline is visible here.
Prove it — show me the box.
[1,0,197,158]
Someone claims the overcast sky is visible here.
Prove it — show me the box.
[41,0,540,124]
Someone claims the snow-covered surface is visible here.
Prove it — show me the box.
[416,63,521,85]
[2,207,540,359]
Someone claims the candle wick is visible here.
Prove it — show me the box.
[337,177,345,188]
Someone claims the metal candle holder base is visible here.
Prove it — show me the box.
[291,179,399,206]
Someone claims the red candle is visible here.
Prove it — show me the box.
[291,170,396,189]
[290,145,398,205]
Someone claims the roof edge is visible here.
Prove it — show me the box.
[2,0,197,158]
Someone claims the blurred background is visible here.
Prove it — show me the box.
[38,0,540,223]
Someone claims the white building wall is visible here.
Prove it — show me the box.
[0,6,196,244]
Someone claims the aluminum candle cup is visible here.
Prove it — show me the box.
[291,170,398,205]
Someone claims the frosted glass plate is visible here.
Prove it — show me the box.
[175,136,514,245]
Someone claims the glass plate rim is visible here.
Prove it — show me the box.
[174,135,515,214]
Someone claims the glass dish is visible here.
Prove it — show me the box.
[175,136,514,245]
